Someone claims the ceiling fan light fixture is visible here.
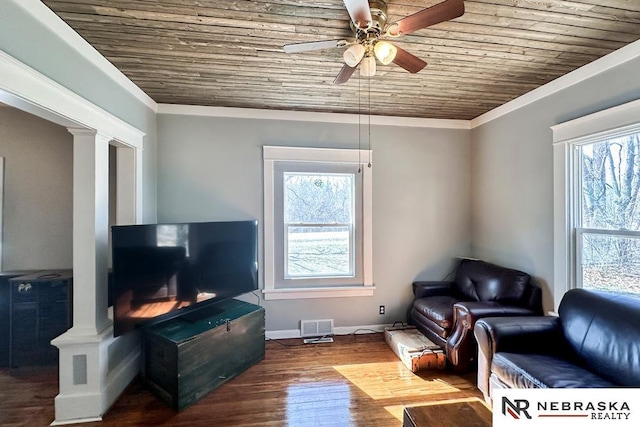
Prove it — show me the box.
[343,43,366,67]
[360,55,377,77]
[374,41,397,65]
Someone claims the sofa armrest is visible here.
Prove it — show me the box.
[412,281,453,298]
[454,301,536,324]
[473,316,562,400]
[475,316,562,355]
[444,302,538,373]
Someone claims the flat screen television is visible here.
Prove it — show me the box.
[111,220,258,336]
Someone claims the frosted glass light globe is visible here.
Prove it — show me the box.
[360,55,377,77]
[343,44,365,67]
[374,41,397,65]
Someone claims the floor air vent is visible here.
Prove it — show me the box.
[300,319,334,341]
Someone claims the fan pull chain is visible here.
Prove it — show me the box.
[368,76,372,168]
[358,72,362,174]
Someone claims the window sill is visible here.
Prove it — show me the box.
[262,286,375,300]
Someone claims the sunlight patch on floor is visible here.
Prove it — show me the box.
[333,361,459,400]
[384,404,407,422]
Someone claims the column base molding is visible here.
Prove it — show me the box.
[51,326,141,425]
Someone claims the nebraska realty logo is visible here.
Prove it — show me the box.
[493,389,639,426]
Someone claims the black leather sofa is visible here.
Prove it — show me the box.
[474,288,640,402]
[408,259,543,372]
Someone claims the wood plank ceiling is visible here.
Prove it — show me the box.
[43,0,640,120]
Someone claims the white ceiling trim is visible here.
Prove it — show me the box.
[16,0,157,112]
[157,104,471,129]
[470,38,640,129]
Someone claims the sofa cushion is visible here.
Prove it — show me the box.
[413,296,459,330]
[559,289,640,386]
[492,352,616,389]
[454,259,530,303]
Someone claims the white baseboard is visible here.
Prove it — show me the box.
[266,323,393,340]
[334,324,392,335]
[266,329,301,340]
[102,348,141,416]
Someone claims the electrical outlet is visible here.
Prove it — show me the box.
[379,305,385,315]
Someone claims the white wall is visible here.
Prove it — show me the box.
[471,53,640,311]
[157,114,471,332]
[0,106,73,270]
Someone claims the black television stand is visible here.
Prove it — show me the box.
[141,298,265,411]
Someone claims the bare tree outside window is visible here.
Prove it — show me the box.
[284,173,355,278]
[580,133,640,296]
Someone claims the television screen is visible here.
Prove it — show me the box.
[111,220,258,336]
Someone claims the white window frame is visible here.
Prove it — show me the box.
[552,99,640,310]
[263,146,374,300]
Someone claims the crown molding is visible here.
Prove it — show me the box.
[15,0,157,112]
[157,104,471,129]
[471,38,640,129]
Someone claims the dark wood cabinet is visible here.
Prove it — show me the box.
[8,270,73,367]
[142,299,265,411]
[1,272,39,367]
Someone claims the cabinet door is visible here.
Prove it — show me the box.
[39,281,71,331]
[11,300,39,366]
[10,279,71,367]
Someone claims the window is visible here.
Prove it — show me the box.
[283,171,355,279]
[553,99,640,306]
[263,146,373,300]
[576,133,640,296]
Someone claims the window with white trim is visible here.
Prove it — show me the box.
[575,132,640,296]
[553,99,640,307]
[263,146,373,300]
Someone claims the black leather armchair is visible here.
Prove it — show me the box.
[408,259,543,372]
[474,289,640,403]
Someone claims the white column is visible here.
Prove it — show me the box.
[69,128,112,335]
[51,128,142,425]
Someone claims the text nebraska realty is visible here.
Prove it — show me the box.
[507,399,631,420]
[539,400,630,419]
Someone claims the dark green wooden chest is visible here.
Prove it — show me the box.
[142,299,265,411]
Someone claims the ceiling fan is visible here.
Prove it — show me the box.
[283,0,465,84]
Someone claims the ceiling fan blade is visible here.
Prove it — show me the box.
[392,46,427,73]
[333,64,357,85]
[389,0,464,36]
[283,39,347,54]
[343,0,372,29]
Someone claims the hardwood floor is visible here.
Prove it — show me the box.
[0,333,484,426]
